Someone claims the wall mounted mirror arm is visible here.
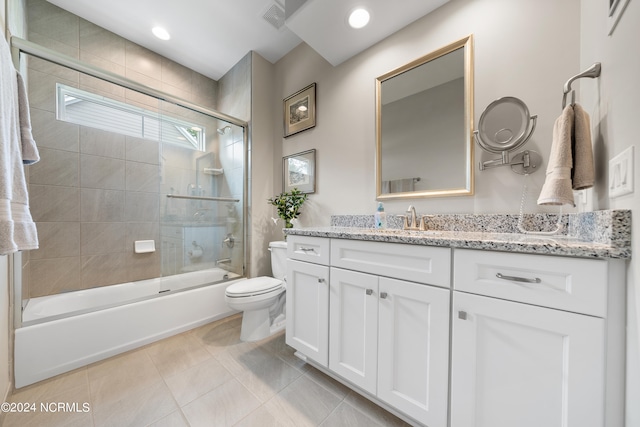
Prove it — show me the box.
[474,96,541,175]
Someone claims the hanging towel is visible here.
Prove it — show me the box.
[0,35,40,254]
[537,105,575,206]
[381,178,415,194]
[571,103,595,190]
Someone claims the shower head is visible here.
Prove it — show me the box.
[217,126,231,135]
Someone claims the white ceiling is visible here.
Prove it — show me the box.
[47,0,448,81]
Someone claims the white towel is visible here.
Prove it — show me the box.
[0,35,40,254]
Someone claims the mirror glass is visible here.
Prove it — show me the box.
[376,35,474,199]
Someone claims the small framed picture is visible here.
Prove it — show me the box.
[283,149,316,194]
[283,83,316,138]
[609,0,630,35]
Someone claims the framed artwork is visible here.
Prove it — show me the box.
[283,149,316,194]
[283,83,316,137]
[609,0,630,35]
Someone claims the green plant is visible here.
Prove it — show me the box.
[268,188,308,229]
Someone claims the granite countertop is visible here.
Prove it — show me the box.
[284,210,632,260]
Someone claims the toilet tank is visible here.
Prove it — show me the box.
[269,241,288,280]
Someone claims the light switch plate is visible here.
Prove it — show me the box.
[609,146,634,198]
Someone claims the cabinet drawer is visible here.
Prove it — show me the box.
[287,235,330,265]
[454,249,608,317]
[331,239,451,287]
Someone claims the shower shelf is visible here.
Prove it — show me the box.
[203,168,224,175]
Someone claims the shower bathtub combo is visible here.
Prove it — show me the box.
[11,37,250,388]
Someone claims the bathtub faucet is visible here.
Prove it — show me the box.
[222,233,235,248]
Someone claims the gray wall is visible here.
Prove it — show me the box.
[580,1,640,424]
[274,0,581,225]
[250,52,279,277]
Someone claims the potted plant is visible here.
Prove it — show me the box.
[268,188,308,231]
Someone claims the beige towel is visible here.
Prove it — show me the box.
[571,103,595,190]
[537,106,575,206]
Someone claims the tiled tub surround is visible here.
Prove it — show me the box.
[286,209,632,259]
[22,0,234,299]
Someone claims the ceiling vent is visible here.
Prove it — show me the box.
[263,3,286,30]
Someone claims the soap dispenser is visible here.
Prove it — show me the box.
[374,202,387,229]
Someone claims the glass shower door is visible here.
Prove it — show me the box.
[158,100,244,280]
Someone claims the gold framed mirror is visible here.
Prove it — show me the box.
[376,35,474,199]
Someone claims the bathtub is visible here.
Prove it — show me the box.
[15,268,243,388]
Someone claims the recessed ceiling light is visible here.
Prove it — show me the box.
[348,8,370,29]
[152,26,171,40]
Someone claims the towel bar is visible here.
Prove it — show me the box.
[562,63,601,108]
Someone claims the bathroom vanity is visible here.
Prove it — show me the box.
[284,210,630,427]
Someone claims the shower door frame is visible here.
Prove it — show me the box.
[10,36,250,328]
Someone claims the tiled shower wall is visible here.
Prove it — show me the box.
[23,0,220,298]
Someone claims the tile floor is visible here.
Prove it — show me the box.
[2,314,411,427]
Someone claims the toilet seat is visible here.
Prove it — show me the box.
[225,277,283,298]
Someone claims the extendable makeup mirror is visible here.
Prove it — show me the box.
[474,96,541,175]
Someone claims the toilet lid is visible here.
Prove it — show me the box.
[225,277,283,297]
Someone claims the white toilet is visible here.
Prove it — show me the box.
[225,241,287,342]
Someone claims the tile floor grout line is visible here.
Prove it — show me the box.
[155,360,190,427]
[4,316,408,427]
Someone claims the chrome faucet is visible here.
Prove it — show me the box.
[222,233,235,248]
[402,205,428,231]
[407,205,418,229]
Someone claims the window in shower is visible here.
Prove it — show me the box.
[56,84,206,151]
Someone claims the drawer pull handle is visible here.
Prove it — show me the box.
[318,278,326,283]
[366,289,373,296]
[380,292,388,299]
[299,247,316,253]
[496,273,541,284]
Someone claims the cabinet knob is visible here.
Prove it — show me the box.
[366,289,373,296]
[380,292,388,299]
[458,311,468,320]
[318,278,325,283]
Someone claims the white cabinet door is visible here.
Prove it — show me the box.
[329,267,378,394]
[286,259,330,367]
[451,292,605,427]
[378,277,450,427]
